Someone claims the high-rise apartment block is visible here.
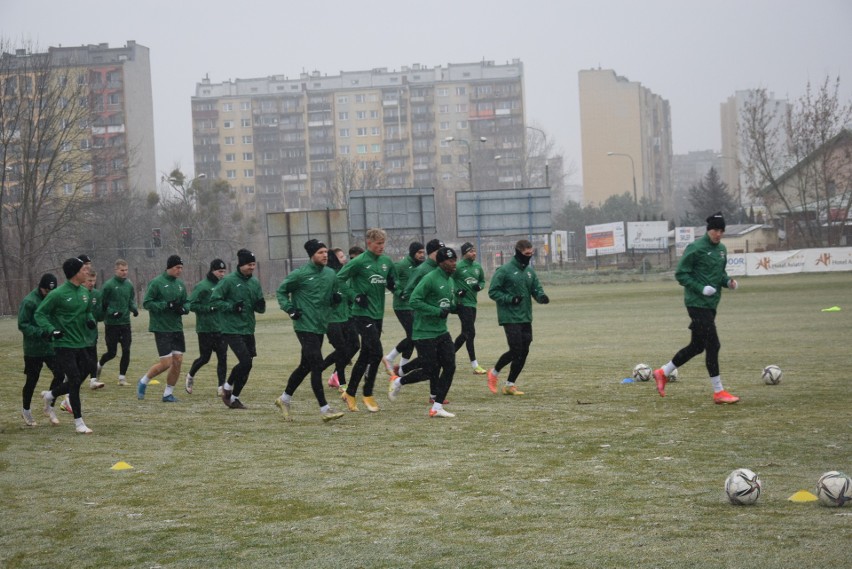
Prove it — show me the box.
[191,60,525,235]
[578,69,673,214]
[720,90,789,209]
[1,41,155,197]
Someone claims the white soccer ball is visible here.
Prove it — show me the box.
[632,363,652,382]
[725,468,762,505]
[816,471,852,507]
[762,365,783,385]
[667,367,679,382]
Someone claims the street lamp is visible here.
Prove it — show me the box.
[607,151,637,204]
[526,126,549,188]
[446,136,487,252]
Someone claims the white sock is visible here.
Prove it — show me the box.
[42,391,55,402]
[711,376,723,392]
[505,381,515,387]
[185,373,193,380]
[90,376,98,383]
[164,385,174,397]
[431,402,442,411]
[385,349,399,362]
[118,374,126,381]
[393,377,401,387]
[490,368,499,377]
[663,361,676,377]
[400,357,409,368]
[140,375,150,385]
[471,360,479,369]
[281,393,292,403]
[223,382,233,392]
[74,417,85,427]
[320,404,330,413]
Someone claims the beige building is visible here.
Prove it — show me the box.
[191,60,526,237]
[578,69,672,214]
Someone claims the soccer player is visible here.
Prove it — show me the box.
[381,241,424,376]
[486,239,549,395]
[653,212,740,404]
[211,249,266,409]
[452,242,487,374]
[335,228,397,412]
[35,258,98,433]
[98,259,139,386]
[76,253,104,390]
[321,247,359,392]
[388,247,459,418]
[136,255,189,403]
[185,259,229,396]
[274,239,344,423]
[17,273,63,427]
[83,271,105,389]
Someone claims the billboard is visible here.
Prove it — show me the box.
[456,187,551,238]
[349,187,435,234]
[675,227,695,257]
[585,222,626,256]
[626,221,669,251]
[267,209,349,261]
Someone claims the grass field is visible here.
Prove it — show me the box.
[1,272,850,568]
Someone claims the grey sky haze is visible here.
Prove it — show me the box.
[3,0,850,186]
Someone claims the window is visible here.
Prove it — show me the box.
[356,111,367,120]
[456,103,468,113]
[370,110,379,119]
[224,136,235,145]
[355,94,366,103]
[339,145,350,155]
[60,142,72,152]
[439,121,450,131]
[241,118,251,127]
[437,88,449,97]
[226,170,237,179]
[242,135,253,144]
[356,144,367,154]
[243,152,253,161]
[457,121,468,129]
[244,185,255,194]
[240,102,251,111]
[223,103,233,111]
[371,127,380,136]
[455,86,466,96]
[439,105,449,114]
[223,120,234,129]
[371,144,381,153]
[356,127,368,136]
[225,153,236,162]
[338,111,349,120]
[337,96,348,104]
[63,183,74,195]
[244,169,254,177]
[339,128,350,138]
[441,155,452,165]
[80,139,91,149]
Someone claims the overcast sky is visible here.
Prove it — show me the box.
[3,0,851,186]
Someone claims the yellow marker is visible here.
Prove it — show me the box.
[111,461,134,471]
[821,306,841,312]
[788,490,818,502]
[149,379,160,385]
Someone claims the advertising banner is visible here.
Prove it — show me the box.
[726,247,852,276]
[675,227,695,257]
[585,222,625,256]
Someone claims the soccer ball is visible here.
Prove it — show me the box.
[667,367,679,382]
[725,468,762,505]
[816,471,852,507]
[762,365,783,385]
[632,363,652,382]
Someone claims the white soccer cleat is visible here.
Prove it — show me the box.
[429,408,455,418]
[22,409,37,427]
[75,422,93,434]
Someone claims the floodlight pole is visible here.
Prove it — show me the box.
[446,136,486,254]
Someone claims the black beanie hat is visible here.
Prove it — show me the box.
[426,239,445,255]
[409,241,424,258]
[237,249,256,267]
[77,254,92,264]
[304,239,326,258]
[210,259,226,271]
[436,247,457,263]
[461,242,474,256]
[706,212,726,231]
[327,250,343,271]
[166,255,183,269]
[39,273,58,290]
[63,257,85,279]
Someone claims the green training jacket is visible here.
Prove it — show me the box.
[453,257,486,308]
[410,266,457,340]
[276,261,339,334]
[18,288,54,357]
[488,256,547,325]
[34,281,95,349]
[328,265,354,324]
[676,233,733,310]
[188,274,222,334]
[210,269,265,335]
[336,249,397,320]
[101,276,138,326]
[86,287,104,347]
[392,255,420,311]
[401,257,438,301]
[143,272,188,333]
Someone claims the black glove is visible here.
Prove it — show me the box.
[41,330,52,339]
[86,319,97,330]
[167,300,176,310]
[439,308,450,319]
[354,294,368,308]
[331,292,342,306]
[472,284,483,292]
[538,294,550,305]
[287,308,302,320]
[254,298,266,312]
[180,306,189,315]
[511,295,522,306]
[111,311,122,319]
[209,306,217,312]
[456,289,467,298]
[386,274,396,292]
[171,302,187,315]
[52,329,64,340]
[131,309,139,317]
[234,301,245,314]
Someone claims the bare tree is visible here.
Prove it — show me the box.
[740,77,852,246]
[0,39,96,308]
[328,157,387,208]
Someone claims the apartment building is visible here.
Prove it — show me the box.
[578,69,673,215]
[191,60,525,237]
[0,41,155,197]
